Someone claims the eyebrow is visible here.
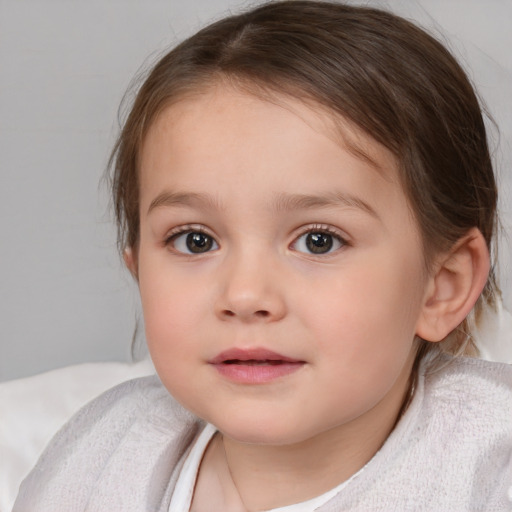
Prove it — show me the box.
[271,192,379,218]
[147,191,223,214]
[148,189,378,218]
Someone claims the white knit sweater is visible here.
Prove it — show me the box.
[13,356,512,511]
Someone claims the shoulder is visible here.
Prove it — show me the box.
[422,356,512,426]
[419,356,512,462]
[425,354,512,387]
[14,376,203,512]
[325,357,512,511]
[68,374,191,428]
[43,374,197,451]
[416,356,512,509]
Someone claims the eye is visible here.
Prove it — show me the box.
[168,230,219,254]
[292,229,345,255]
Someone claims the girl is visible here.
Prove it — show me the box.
[14,1,512,510]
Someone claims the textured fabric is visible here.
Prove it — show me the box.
[0,359,154,512]
[13,357,512,512]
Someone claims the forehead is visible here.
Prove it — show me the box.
[138,86,403,213]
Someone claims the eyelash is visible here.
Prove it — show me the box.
[164,225,207,240]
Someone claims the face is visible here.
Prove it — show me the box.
[135,87,431,446]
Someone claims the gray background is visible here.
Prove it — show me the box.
[1,0,511,381]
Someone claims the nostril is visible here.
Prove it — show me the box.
[221,309,270,319]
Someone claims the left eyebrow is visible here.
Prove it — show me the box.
[271,192,379,219]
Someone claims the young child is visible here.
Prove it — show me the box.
[14,1,512,510]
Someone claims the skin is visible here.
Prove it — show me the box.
[127,86,488,510]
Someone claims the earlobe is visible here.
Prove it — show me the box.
[123,247,138,280]
[415,228,490,342]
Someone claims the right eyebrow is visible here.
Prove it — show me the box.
[147,191,223,215]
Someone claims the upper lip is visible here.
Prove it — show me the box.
[208,347,303,364]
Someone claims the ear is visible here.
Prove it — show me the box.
[123,247,138,280]
[415,228,490,342]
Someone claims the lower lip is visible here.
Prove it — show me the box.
[211,361,304,384]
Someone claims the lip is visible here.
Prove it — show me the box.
[208,347,305,384]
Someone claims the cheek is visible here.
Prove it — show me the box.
[300,274,421,420]
[303,253,425,367]
[140,282,204,405]
[138,263,201,362]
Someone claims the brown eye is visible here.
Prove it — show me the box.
[169,230,218,254]
[186,232,214,253]
[306,232,334,254]
[293,229,345,255]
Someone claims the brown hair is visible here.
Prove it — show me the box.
[109,0,498,357]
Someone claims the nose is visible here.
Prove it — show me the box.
[215,251,287,323]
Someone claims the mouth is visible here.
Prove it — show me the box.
[224,359,290,366]
[208,348,305,384]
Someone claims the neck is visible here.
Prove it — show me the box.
[222,385,407,511]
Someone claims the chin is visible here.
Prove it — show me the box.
[212,415,316,446]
